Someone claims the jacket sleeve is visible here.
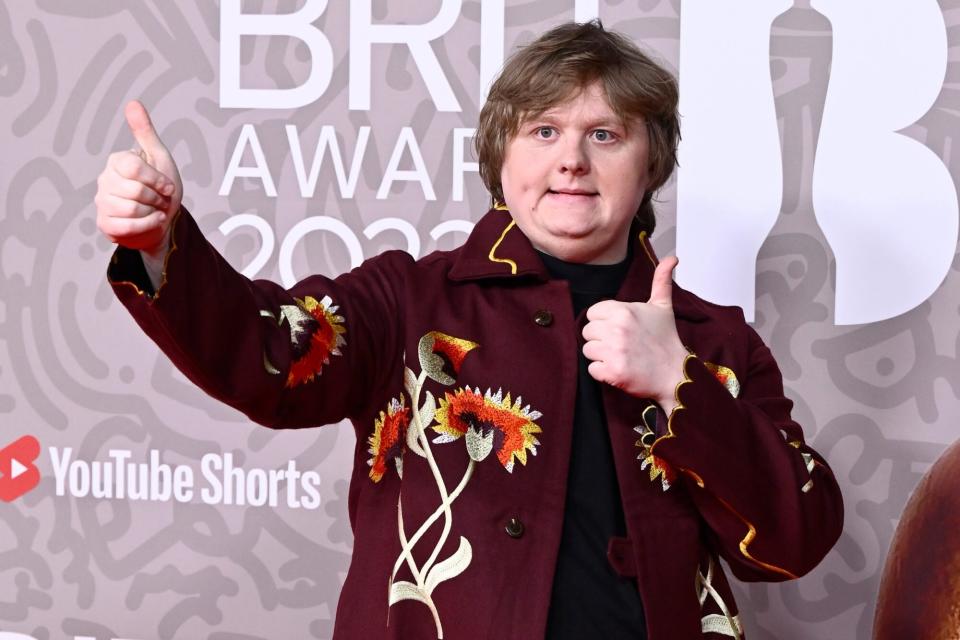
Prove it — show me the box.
[107,206,409,429]
[649,325,844,582]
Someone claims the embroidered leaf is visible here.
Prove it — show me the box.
[701,614,742,637]
[420,390,437,429]
[407,422,426,458]
[388,580,430,606]
[403,366,418,399]
[424,536,473,595]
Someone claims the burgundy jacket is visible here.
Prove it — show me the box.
[108,206,843,640]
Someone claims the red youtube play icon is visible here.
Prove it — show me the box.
[0,436,41,502]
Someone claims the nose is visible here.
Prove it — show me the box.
[558,137,589,176]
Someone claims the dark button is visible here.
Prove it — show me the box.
[505,517,525,538]
[533,309,553,327]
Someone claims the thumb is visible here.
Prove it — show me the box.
[648,255,678,306]
[124,100,165,154]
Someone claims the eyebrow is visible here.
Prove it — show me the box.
[527,112,626,130]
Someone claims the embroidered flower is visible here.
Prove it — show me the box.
[368,397,411,482]
[788,440,816,493]
[432,387,542,472]
[635,405,677,491]
[418,331,479,386]
[278,295,346,388]
[704,362,740,398]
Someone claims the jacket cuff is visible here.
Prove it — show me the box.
[650,354,742,486]
[107,207,184,301]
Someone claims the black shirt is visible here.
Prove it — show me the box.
[539,250,647,639]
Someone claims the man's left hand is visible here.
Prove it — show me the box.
[582,256,688,414]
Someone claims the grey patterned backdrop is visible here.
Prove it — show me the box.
[1,1,959,639]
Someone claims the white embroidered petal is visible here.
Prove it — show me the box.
[465,426,493,462]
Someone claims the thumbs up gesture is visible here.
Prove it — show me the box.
[95,100,182,257]
[582,256,688,414]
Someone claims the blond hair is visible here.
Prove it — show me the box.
[476,20,680,233]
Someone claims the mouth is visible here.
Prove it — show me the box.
[547,188,598,197]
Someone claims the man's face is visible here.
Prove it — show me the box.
[500,81,652,265]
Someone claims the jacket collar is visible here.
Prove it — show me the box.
[448,206,708,322]
[447,206,551,283]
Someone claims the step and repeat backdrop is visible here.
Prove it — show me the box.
[2,1,959,639]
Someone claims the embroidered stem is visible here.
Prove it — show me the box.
[410,372,458,570]
[396,498,423,584]
[391,368,476,639]
[697,558,742,638]
[393,459,474,580]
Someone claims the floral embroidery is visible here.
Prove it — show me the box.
[704,361,740,398]
[387,332,543,639]
[368,397,411,482]
[417,331,479,385]
[788,440,817,493]
[259,294,346,387]
[697,556,743,638]
[635,404,677,491]
[634,361,739,490]
[432,387,542,472]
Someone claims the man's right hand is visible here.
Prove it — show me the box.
[95,100,182,257]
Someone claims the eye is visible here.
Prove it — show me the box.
[591,129,616,142]
[534,126,555,139]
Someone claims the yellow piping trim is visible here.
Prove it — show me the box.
[488,219,518,275]
[713,493,798,580]
[651,354,797,579]
[637,230,657,267]
[494,201,509,211]
[650,352,697,450]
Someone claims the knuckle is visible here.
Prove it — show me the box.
[117,154,142,177]
[135,182,153,202]
[121,199,140,216]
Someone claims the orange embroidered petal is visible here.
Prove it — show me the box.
[634,409,676,491]
[368,397,411,482]
[285,295,346,388]
[433,387,542,472]
[431,334,477,375]
[418,332,479,385]
[704,362,740,398]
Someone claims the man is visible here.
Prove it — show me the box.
[97,21,842,640]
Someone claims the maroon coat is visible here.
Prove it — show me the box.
[108,206,843,639]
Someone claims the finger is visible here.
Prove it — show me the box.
[110,177,168,208]
[585,299,621,321]
[110,151,172,193]
[581,320,608,342]
[587,360,610,385]
[648,256,678,307]
[100,194,162,220]
[124,100,165,157]
[582,339,606,363]
[98,208,166,237]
